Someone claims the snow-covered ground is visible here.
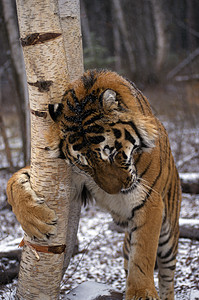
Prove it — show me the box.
[0,196,198,300]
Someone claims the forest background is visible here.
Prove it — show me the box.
[0,0,199,299]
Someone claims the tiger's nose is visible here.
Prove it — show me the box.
[93,163,130,194]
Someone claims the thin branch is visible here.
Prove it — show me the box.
[167,47,199,79]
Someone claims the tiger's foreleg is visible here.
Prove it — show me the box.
[125,196,163,300]
[6,167,57,240]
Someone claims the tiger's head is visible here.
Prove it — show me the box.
[48,70,157,194]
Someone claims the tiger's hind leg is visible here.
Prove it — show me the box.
[157,220,179,300]
[157,179,181,300]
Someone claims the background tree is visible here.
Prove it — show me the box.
[2,0,29,165]
[15,0,83,298]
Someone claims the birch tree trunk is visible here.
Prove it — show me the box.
[15,0,83,299]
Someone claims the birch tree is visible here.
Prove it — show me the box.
[15,0,83,298]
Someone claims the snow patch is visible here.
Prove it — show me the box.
[0,237,22,252]
[190,290,199,300]
[65,281,119,300]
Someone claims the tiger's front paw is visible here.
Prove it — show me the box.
[125,288,160,300]
[7,167,58,241]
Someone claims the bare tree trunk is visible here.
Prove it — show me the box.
[0,67,14,170]
[2,0,30,164]
[150,0,167,71]
[80,0,94,57]
[15,0,83,299]
[112,0,136,75]
[112,4,122,73]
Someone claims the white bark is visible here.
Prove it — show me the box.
[15,0,83,299]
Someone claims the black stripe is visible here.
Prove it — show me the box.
[82,93,97,107]
[139,92,151,112]
[122,151,127,160]
[23,172,30,179]
[88,136,105,144]
[115,221,129,227]
[125,79,145,113]
[58,139,66,159]
[70,89,80,107]
[81,70,97,90]
[81,109,97,120]
[128,201,145,220]
[174,176,181,228]
[130,136,162,220]
[162,146,171,196]
[131,226,138,233]
[159,232,172,247]
[130,224,144,235]
[61,123,79,133]
[159,274,174,282]
[123,240,130,254]
[115,141,122,151]
[139,160,152,178]
[160,226,170,238]
[158,241,176,260]
[73,140,87,151]
[9,181,15,204]
[134,153,142,165]
[125,129,136,145]
[67,99,77,113]
[134,263,146,276]
[123,251,129,261]
[162,265,176,271]
[86,125,104,134]
[119,120,148,148]
[112,128,122,139]
[144,135,162,201]
[84,114,103,126]
[68,133,80,144]
[64,115,81,124]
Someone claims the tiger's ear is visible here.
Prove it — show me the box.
[102,89,118,110]
[48,103,63,122]
[136,116,158,152]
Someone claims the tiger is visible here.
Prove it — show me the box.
[7,69,181,300]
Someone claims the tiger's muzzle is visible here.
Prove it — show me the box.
[93,161,135,194]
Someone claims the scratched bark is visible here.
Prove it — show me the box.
[15,0,83,299]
